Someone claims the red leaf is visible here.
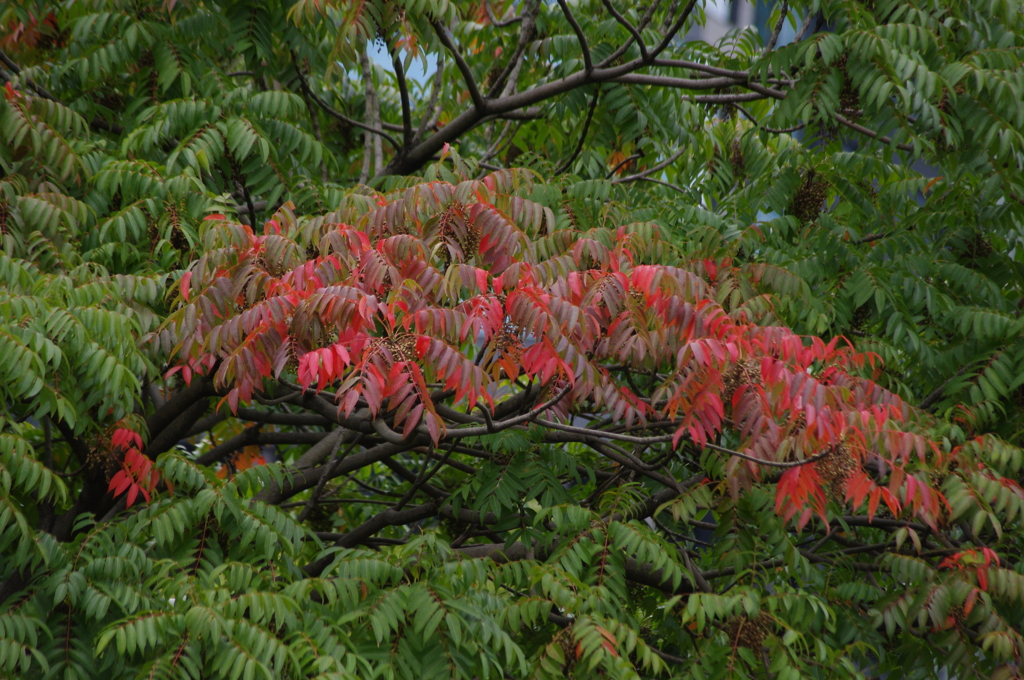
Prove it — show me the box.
[342,388,361,416]
[180,271,192,302]
[109,470,132,496]
[964,588,979,616]
[126,484,140,508]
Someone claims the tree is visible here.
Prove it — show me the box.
[2,1,1023,679]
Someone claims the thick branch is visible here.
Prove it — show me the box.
[557,0,593,73]
[252,438,426,505]
[145,398,209,460]
[763,1,789,54]
[304,501,440,576]
[391,53,414,148]
[145,376,217,448]
[194,430,327,466]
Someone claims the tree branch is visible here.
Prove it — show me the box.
[193,430,327,466]
[145,376,217,448]
[650,0,699,60]
[415,56,445,145]
[483,0,523,27]
[296,432,354,523]
[917,365,969,411]
[763,1,789,54]
[834,113,914,152]
[391,52,414,148]
[606,153,641,178]
[636,176,687,193]
[431,20,486,112]
[554,86,600,174]
[534,417,830,468]
[611,145,687,183]
[596,0,666,67]
[556,0,593,73]
[601,0,649,62]
[304,501,440,576]
[145,398,209,460]
[252,438,425,505]
[486,0,537,98]
[292,52,401,151]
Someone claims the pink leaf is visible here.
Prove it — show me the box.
[180,271,192,302]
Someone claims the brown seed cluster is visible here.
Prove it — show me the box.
[85,433,119,482]
[438,204,479,267]
[707,144,721,175]
[555,627,576,669]
[964,232,993,260]
[850,304,872,333]
[729,137,745,177]
[725,613,773,650]
[383,333,417,363]
[491,450,515,466]
[564,204,580,231]
[483,62,504,92]
[722,360,762,407]
[836,55,861,120]
[938,83,966,116]
[306,503,335,533]
[494,321,524,367]
[167,203,189,254]
[789,170,828,223]
[816,442,857,502]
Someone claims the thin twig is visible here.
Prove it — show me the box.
[554,86,600,174]
[596,0,666,67]
[393,442,456,511]
[650,0,699,60]
[292,52,400,150]
[835,113,914,152]
[283,498,393,508]
[483,0,523,26]
[606,153,641,178]
[611,146,687,184]
[731,103,805,134]
[296,431,355,523]
[636,176,687,193]
[536,417,831,468]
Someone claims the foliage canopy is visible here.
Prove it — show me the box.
[2,1,1024,679]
